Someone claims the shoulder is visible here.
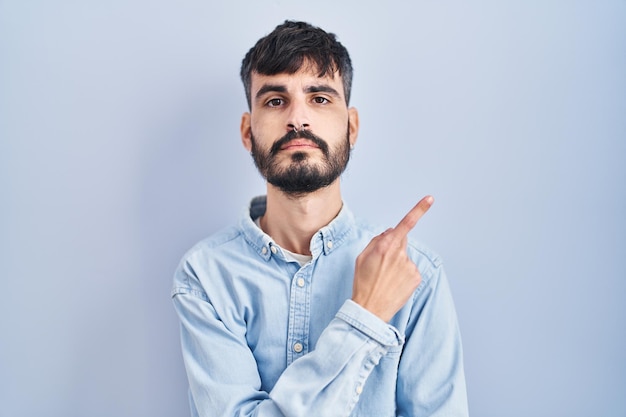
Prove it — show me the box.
[407,239,442,270]
[172,225,243,293]
[181,225,243,262]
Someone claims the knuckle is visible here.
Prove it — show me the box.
[373,244,389,257]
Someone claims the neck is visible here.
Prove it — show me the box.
[260,181,343,255]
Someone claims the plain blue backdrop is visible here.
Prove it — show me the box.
[1,1,624,416]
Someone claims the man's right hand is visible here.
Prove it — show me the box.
[351,196,434,323]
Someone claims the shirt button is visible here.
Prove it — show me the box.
[327,240,333,249]
[293,342,303,353]
[356,385,363,395]
[261,247,268,255]
[270,246,277,254]
[296,278,305,287]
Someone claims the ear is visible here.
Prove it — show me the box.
[348,107,359,147]
[240,112,252,151]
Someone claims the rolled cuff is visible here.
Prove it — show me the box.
[336,300,405,347]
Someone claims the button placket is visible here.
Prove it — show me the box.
[286,267,312,364]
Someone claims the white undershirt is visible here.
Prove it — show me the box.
[254,217,313,266]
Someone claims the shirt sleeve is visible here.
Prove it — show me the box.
[171,260,404,417]
[395,260,469,416]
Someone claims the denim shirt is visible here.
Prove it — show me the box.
[172,196,468,417]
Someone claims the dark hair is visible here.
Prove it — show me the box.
[240,20,353,109]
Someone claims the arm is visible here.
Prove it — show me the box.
[172,264,403,417]
[350,196,468,415]
[395,260,468,416]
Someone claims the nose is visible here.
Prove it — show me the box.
[286,99,310,132]
[289,123,309,133]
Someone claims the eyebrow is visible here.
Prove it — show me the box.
[305,85,342,98]
[254,83,342,101]
[255,84,287,100]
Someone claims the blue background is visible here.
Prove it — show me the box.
[1,1,624,416]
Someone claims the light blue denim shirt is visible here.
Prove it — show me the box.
[172,196,468,417]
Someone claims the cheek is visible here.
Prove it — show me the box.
[251,112,284,131]
[323,116,350,140]
[249,120,272,142]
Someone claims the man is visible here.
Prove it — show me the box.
[172,20,468,417]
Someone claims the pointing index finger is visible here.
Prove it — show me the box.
[393,195,434,237]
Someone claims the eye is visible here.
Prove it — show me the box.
[313,96,330,104]
[266,98,284,107]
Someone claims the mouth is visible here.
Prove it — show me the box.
[269,130,329,157]
[280,139,320,151]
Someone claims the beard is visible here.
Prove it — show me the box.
[250,125,351,196]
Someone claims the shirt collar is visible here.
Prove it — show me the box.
[240,195,355,261]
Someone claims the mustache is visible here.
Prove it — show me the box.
[269,129,330,157]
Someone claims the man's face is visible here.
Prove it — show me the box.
[241,66,359,196]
